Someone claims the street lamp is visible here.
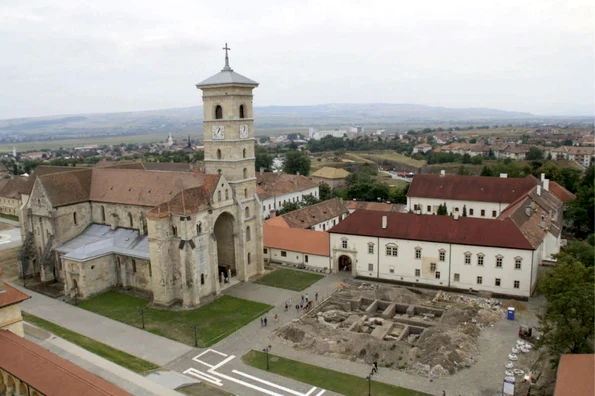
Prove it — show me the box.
[138,307,146,329]
[192,323,200,347]
[263,345,272,371]
[366,366,376,396]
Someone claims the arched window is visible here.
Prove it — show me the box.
[225,189,229,200]
[239,104,245,119]
[131,259,137,273]
[217,169,222,175]
[101,206,106,223]
[245,206,250,218]
[242,148,246,158]
[217,191,221,202]
[128,212,133,227]
[197,222,202,234]
[73,212,78,225]
[247,252,251,264]
[217,149,222,159]
[243,168,248,179]
[244,188,248,198]
[215,105,223,119]
[172,225,178,237]
[200,274,205,285]
[246,226,251,242]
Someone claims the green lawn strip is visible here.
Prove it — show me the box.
[242,350,429,396]
[77,292,272,347]
[254,268,323,291]
[22,312,158,373]
[0,213,19,221]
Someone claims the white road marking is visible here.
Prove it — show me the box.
[314,390,326,396]
[232,369,310,396]
[210,355,235,371]
[183,368,223,386]
[208,369,286,396]
[304,387,318,396]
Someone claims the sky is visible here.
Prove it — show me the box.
[1,0,594,119]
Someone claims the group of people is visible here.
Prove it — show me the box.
[282,290,320,313]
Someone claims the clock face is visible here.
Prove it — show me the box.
[239,124,249,139]
[211,125,225,140]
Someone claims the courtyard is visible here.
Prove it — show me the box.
[254,268,324,291]
[78,291,273,347]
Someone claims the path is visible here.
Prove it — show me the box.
[12,283,194,366]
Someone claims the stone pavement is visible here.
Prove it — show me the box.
[13,283,194,366]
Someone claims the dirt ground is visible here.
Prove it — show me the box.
[0,246,21,281]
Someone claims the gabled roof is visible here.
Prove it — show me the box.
[549,181,576,203]
[0,279,31,308]
[345,201,405,212]
[265,216,289,227]
[554,354,595,396]
[278,198,348,229]
[311,167,350,179]
[0,330,132,396]
[408,174,539,203]
[329,210,534,250]
[146,184,217,218]
[256,172,318,201]
[264,225,330,256]
[38,169,93,207]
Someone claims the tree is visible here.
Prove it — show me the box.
[461,153,472,164]
[255,150,273,172]
[471,155,483,165]
[283,151,311,175]
[565,166,595,238]
[564,240,595,268]
[462,205,467,217]
[437,202,448,215]
[526,146,544,161]
[301,194,319,207]
[480,166,494,177]
[319,182,332,201]
[536,252,594,367]
[457,165,471,176]
[278,201,300,215]
[259,136,271,144]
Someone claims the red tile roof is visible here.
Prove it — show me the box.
[548,181,576,203]
[0,330,133,396]
[265,217,289,227]
[554,354,595,396]
[345,201,404,212]
[256,172,318,201]
[329,210,534,250]
[264,225,330,256]
[408,174,539,203]
[0,282,31,308]
[278,198,348,229]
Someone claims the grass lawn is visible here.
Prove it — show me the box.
[78,292,272,347]
[242,350,429,396]
[377,174,409,188]
[179,383,233,396]
[22,312,158,373]
[360,151,427,168]
[0,213,19,222]
[254,268,323,291]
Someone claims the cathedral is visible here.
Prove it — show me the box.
[18,47,264,307]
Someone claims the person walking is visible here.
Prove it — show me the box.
[305,293,309,303]
[264,317,268,327]
[296,304,300,313]
[284,302,288,312]
[260,317,264,327]
[373,361,378,373]
[315,291,319,301]
[274,314,278,322]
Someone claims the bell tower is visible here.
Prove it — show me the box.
[196,43,259,199]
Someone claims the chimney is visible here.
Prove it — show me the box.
[537,185,542,196]
[270,209,276,218]
[382,216,387,229]
[540,173,545,182]
[0,270,5,294]
[500,173,508,178]
[543,179,550,191]
[440,170,445,176]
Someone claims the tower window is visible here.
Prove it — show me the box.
[217,149,222,159]
[218,191,221,202]
[73,212,78,225]
[197,222,202,234]
[225,189,229,200]
[239,105,245,119]
[200,274,205,285]
[215,105,223,120]
[245,206,250,218]
[247,252,251,264]
[172,225,178,237]
[128,212,133,227]
[132,259,137,273]
[101,206,106,223]
[243,148,246,158]
[243,168,248,179]
[246,226,251,242]
[244,188,248,198]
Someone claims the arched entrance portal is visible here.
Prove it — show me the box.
[338,255,352,272]
[214,212,236,282]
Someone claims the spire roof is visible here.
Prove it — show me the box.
[195,43,258,88]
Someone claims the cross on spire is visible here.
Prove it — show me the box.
[222,42,233,71]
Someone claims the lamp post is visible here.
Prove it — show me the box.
[263,345,272,371]
[366,366,376,396]
[138,308,146,329]
[192,323,200,347]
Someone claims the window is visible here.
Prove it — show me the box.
[480,209,485,217]
[101,206,106,223]
[495,278,501,287]
[245,206,250,218]
[243,168,248,179]
[245,188,248,198]
[415,248,422,259]
[341,239,348,249]
[514,280,520,289]
[415,269,420,277]
[305,255,309,263]
[247,252,251,264]
[149,263,152,277]
[201,274,205,285]
[128,212,133,227]
[496,256,503,268]
[385,246,392,256]
[217,149,222,159]
[239,104,245,118]
[435,271,441,279]
[477,276,483,284]
[469,208,474,216]
[218,191,221,202]
[392,246,398,256]
[243,148,246,158]
[323,224,326,231]
[132,259,137,273]
[225,189,229,200]
[492,210,497,217]
[172,225,177,237]
[73,212,78,225]
[454,273,460,282]
[477,255,484,266]
[246,226,251,242]
[368,263,374,272]
[454,207,459,212]
[281,251,287,257]
[263,248,268,254]
[414,204,420,211]
[389,266,394,274]
[464,253,471,264]
[197,222,202,234]
[368,243,374,254]
[426,205,431,212]
[217,169,222,175]
[515,258,522,269]
[439,250,445,262]
[430,263,436,272]
[215,105,223,119]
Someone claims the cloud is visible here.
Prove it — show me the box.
[0,0,593,118]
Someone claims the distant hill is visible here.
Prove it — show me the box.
[0,103,585,138]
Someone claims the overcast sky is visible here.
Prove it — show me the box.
[1,0,593,119]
